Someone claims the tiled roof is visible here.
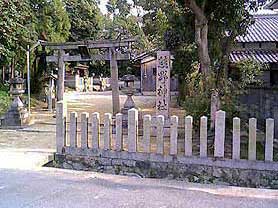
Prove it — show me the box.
[229,50,278,63]
[236,15,278,42]
[264,0,278,10]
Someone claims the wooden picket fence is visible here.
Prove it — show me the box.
[56,101,278,171]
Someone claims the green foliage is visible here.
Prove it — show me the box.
[181,69,212,124]
[236,59,264,88]
[30,0,71,42]
[65,0,103,41]
[0,84,11,116]
[0,0,33,65]
[182,59,264,126]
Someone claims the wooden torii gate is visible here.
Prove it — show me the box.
[42,38,135,114]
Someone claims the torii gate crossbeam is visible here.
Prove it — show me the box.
[43,38,135,115]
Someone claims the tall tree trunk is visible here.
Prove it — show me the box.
[186,0,220,128]
[11,58,15,79]
[1,66,5,83]
[195,19,210,74]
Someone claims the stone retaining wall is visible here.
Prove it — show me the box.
[54,151,278,189]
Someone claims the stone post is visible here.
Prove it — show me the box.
[115,113,123,151]
[81,113,89,149]
[157,115,165,154]
[170,116,178,155]
[248,118,257,160]
[104,113,112,150]
[57,50,65,101]
[265,118,274,161]
[128,108,138,152]
[214,110,226,158]
[185,116,193,156]
[109,48,120,115]
[232,117,241,160]
[143,115,151,153]
[200,116,207,158]
[69,112,77,148]
[56,101,67,153]
[91,112,100,149]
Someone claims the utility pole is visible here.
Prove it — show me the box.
[27,45,31,114]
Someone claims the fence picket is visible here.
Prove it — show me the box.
[185,116,193,156]
[104,113,112,150]
[214,110,225,158]
[143,115,151,153]
[115,113,123,151]
[170,116,178,155]
[128,108,138,152]
[232,117,241,160]
[157,115,164,154]
[265,118,274,161]
[81,112,89,149]
[69,112,77,148]
[200,116,207,158]
[248,118,257,160]
[91,112,100,149]
[56,101,66,153]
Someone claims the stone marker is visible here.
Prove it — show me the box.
[92,112,100,149]
[156,51,171,118]
[248,118,257,160]
[265,118,274,161]
[214,110,225,158]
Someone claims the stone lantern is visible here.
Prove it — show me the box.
[2,77,30,127]
[121,74,137,127]
[10,77,25,97]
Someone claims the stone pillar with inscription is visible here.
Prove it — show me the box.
[156,51,171,119]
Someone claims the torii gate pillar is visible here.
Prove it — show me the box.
[57,49,65,101]
[109,48,120,114]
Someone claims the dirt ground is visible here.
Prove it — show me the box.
[0,91,185,152]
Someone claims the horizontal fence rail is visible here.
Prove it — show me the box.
[56,101,277,170]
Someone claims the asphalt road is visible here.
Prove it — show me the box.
[0,167,277,208]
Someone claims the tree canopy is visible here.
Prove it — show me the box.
[64,0,103,41]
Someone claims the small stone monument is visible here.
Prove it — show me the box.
[2,77,30,127]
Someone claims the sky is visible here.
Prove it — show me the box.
[99,0,108,14]
[98,0,138,15]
